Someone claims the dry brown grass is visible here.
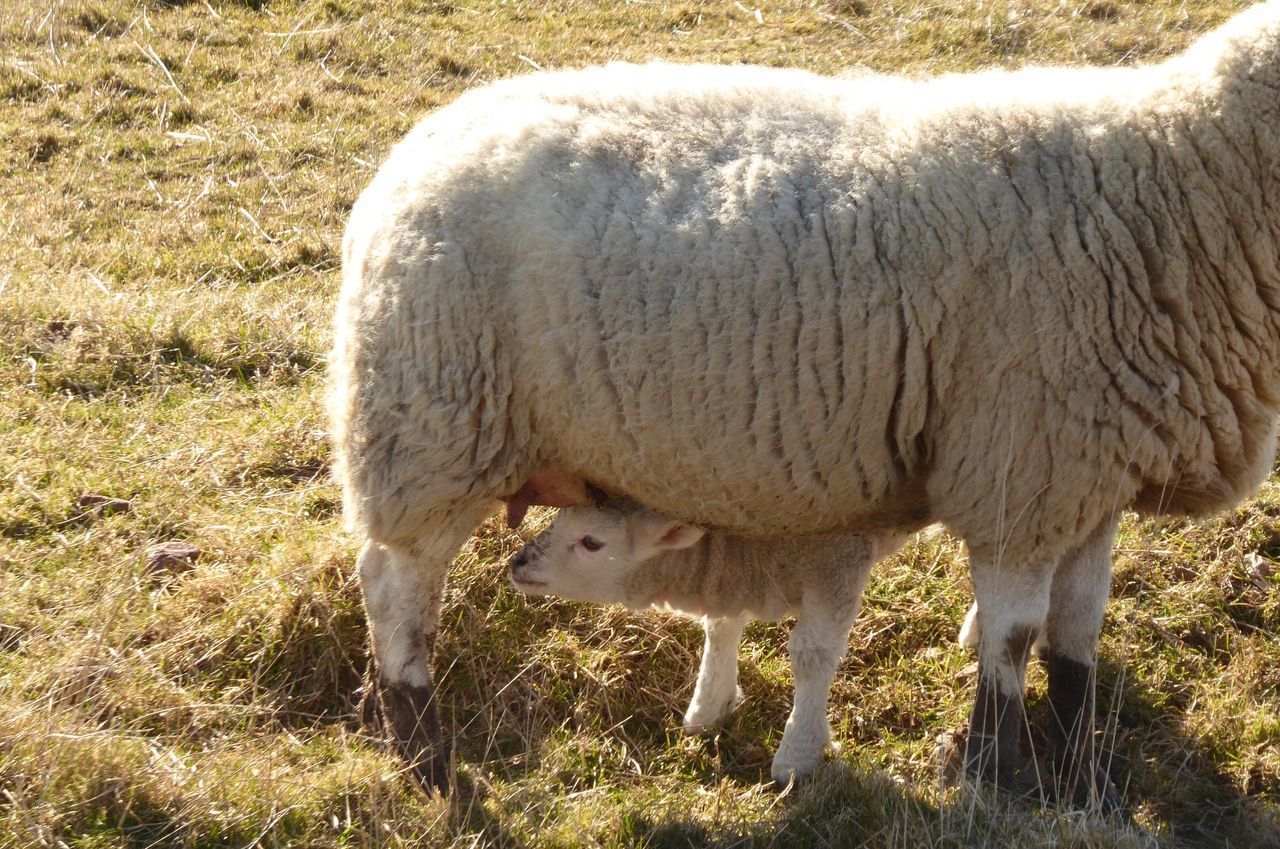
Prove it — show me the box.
[1,0,1277,846]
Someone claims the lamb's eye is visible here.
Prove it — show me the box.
[580,536,605,552]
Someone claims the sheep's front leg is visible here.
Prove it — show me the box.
[684,615,748,731]
[1044,518,1122,814]
[964,553,1054,795]
[358,506,485,793]
[771,607,857,785]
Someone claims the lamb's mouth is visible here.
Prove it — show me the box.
[509,573,547,590]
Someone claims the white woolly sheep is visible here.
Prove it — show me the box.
[332,3,1280,806]
[507,497,905,784]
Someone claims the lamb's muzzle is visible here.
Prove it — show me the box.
[507,544,546,590]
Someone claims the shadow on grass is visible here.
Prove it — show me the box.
[1089,654,1280,848]
[328,561,1276,846]
[444,772,537,849]
[602,759,1132,849]
[320,593,1278,848]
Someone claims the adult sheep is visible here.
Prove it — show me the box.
[331,3,1280,805]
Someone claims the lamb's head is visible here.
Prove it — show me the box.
[508,500,705,605]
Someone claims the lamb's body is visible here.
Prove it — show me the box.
[612,533,883,620]
[333,3,1280,800]
[507,501,905,783]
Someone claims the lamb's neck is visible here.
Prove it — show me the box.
[625,537,775,618]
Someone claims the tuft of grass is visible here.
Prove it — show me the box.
[1,0,1276,846]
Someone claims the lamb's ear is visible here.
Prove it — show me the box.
[633,513,705,552]
[657,522,705,550]
[503,469,588,528]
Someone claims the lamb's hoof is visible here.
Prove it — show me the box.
[682,686,743,733]
[770,749,822,787]
[408,743,452,795]
[953,725,1127,817]
[1097,781,1127,820]
[681,706,724,734]
[682,711,729,735]
[770,731,830,787]
[1061,777,1126,820]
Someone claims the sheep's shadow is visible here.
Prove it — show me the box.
[598,756,1157,848]
[436,770,537,849]
[340,581,1269,845]
[614,761,943,847]
[1084,653,1280,848]
[669,649,1278,847]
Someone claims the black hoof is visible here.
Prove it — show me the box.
[1044,759,1126,819]
[963,730,1039,797]
[408,739,453,795]
[380,679,451,795]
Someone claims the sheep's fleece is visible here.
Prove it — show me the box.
[333,2,1280,796]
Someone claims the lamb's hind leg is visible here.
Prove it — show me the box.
[771,593,866,785]
[358,503,489,793]
[964,551,1054,796]
[1044,518,1122,814]
[684,615,748,731]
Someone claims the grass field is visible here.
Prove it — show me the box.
[3,0,1279,846]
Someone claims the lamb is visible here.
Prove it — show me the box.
[507,496,905,784]
[332,2,1280,806]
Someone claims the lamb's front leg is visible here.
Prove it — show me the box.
[771,608,856,785]
[684,615,748,731]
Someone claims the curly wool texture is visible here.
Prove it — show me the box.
[333,4,1280,562]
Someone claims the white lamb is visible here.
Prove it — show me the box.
[507,497,905,784]
[332,4,1280,807]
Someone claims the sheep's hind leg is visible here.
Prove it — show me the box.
[684,615,748,731]
[1044,518,1122,814]
[358,503,488,793]
[964,552,1054,797]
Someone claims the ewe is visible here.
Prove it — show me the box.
[508,496,904,785]
[333,3,1280,806]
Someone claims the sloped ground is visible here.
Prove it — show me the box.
[1,0,1276,846]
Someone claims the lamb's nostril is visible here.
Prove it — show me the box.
[511,549,529,570]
